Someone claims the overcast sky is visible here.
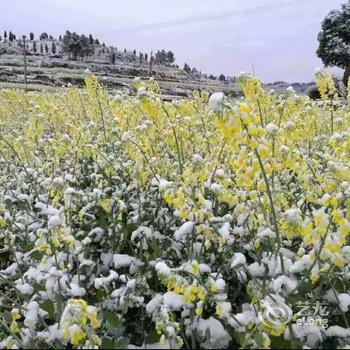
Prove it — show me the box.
[1,0,345,82]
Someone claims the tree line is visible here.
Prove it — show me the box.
[0,29,179,67]
[154,49,175,64]
[61,31,95,60]
[1,30,17,42]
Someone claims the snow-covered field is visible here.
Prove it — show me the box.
[0,72,349,349]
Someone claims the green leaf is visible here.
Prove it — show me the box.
[41,299,55,317]
[270,335,293,349]
[232,332,245,347]
[101,337,115,349]
[122,223,137,241]
[145,328,161,343]
[96,289,105,302]
[2,310,11,323]
[87,289,105,305]
[29,249,43,262]
[254,332,265,348]
[115,337,130,349]
[104,310,121,329]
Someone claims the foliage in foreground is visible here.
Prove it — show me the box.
[0,73,350,349]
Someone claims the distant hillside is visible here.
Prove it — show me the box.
[0,30,238,97]
[0,31,178,68]
[265,81,316,94]
[0,30,318,97]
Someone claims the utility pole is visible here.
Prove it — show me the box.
[251,62,256,76]
[149,50,153,77]
[22,35,28,93]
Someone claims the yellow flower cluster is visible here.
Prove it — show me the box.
[60,299,101,347]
